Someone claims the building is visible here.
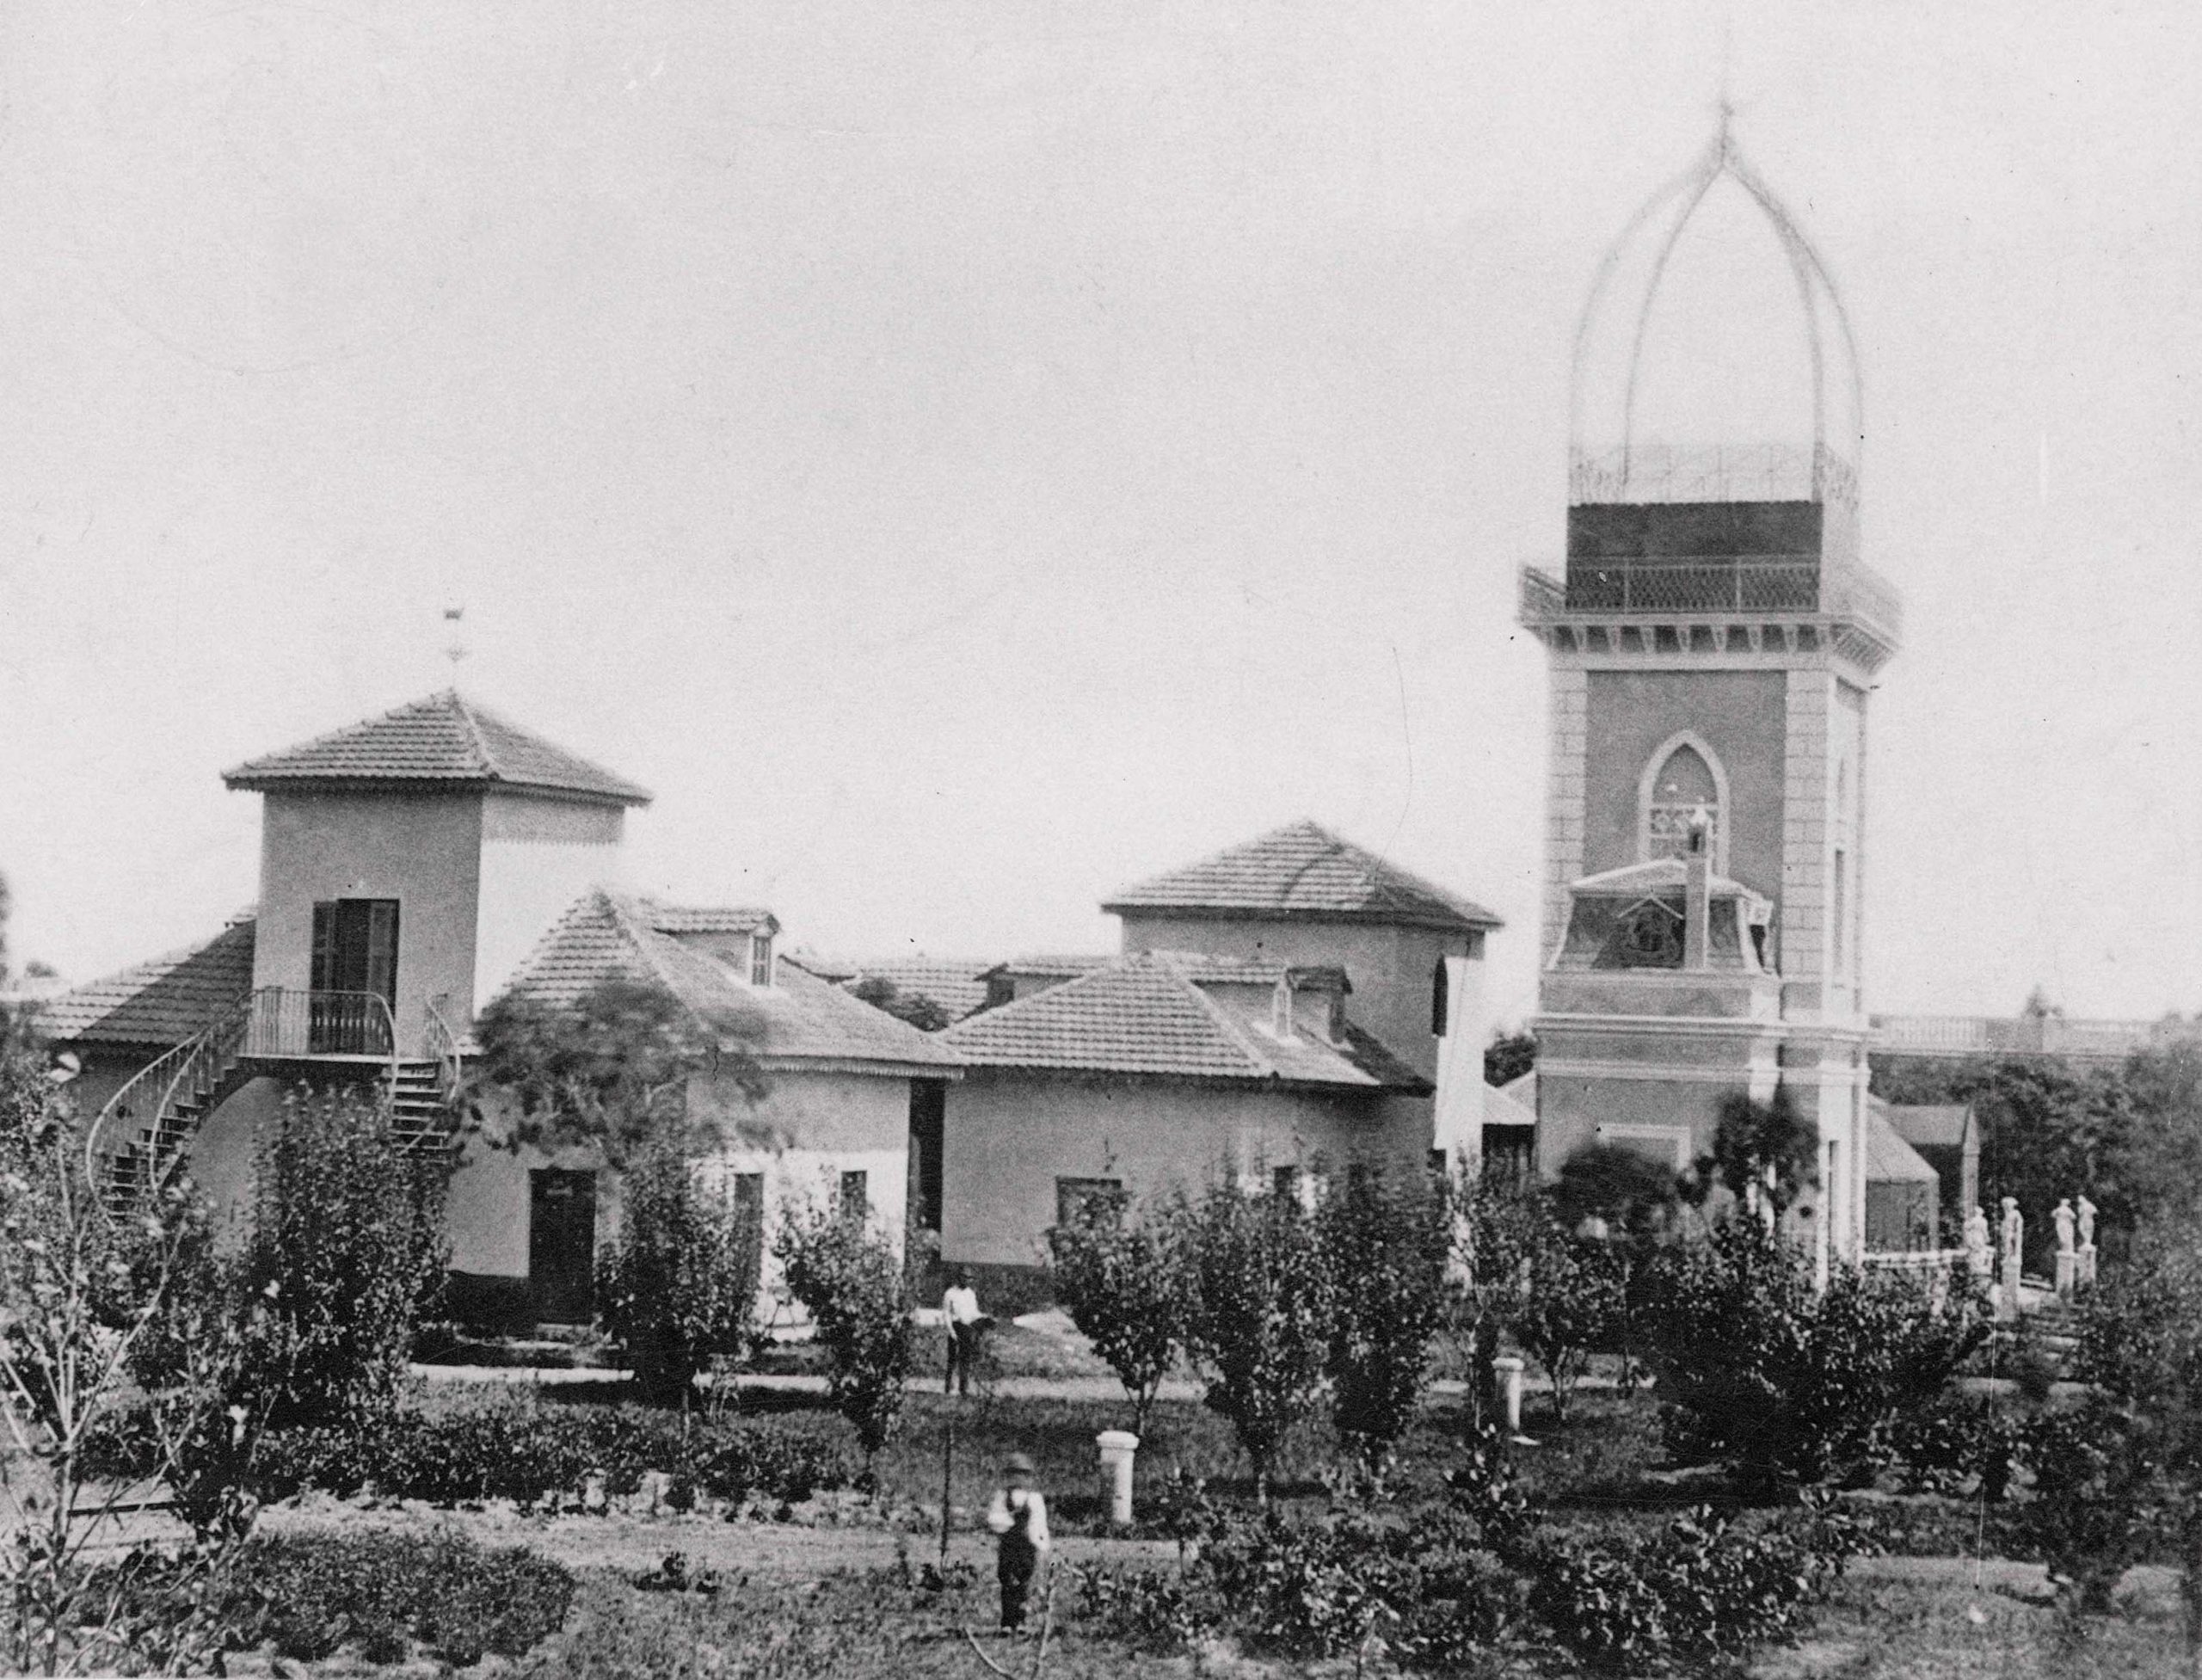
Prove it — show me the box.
[932,820,1503,1303]
[1517,124,1905,1271]
[39,691,956,1329]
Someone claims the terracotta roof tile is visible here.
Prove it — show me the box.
[36,919,256,1048]
[496,891,962,1073]
[941,953,1424,1091]
[841,957,997,1024]
[223,691,650,805]
[1104,820,1500,932]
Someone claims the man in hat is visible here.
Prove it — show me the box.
[985,1451,1049,1632]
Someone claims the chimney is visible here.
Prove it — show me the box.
[1682,806,1712,969]
[1430,937,1489,1172]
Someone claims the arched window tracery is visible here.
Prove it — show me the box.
[1638,734,1730,869]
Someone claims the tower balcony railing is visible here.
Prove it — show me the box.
[1561,556,1820,613]
[244,987,398,1062]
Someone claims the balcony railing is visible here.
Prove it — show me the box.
[1563,557,1820,613]
[245,988,397,1062]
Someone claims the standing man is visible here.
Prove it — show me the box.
[942,1267,987,1396]
[986,1452,1049,1633]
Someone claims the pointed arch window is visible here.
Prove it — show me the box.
[1639,734,1730,869]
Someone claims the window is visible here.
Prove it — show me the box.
[1639,736,1726,865]
[1431,957,1449,1037]
[1055,1177,1123,1229]
[750,932,774,988]
[838,1170,868,1217]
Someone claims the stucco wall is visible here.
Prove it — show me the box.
[474,792,626,1013]
[1582,671,1787,901]
[1113,914,1476,1082]
[939,1073,1429,1270]
[254,791,483,1051]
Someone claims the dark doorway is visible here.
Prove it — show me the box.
[907,1080,945,1234]
[309,898,399,1053]
[528,1169,597,1325]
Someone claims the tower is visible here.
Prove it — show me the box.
[1519,122,1904,1266]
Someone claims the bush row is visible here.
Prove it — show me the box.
[88,1399,858,1511]
[1074,1437,1861,1673]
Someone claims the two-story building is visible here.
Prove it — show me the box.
[40,690,956,1328]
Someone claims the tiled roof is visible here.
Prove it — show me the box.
[1865,1104,1940,1184]
[496,891,962,1074]
[993,951,1342,989]
[1104,821,1500,932]
[641,904,778,936]
[941,953,1425,1091]
[993,954,1113,980]
[841,957,998,1025]
[223,691,651,806]
[36,917,256,1048]
[1874,1100,1971,1150]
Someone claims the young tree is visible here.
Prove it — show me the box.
[239,1084,450,1430]
[849,976,953,1034]
[1178,1179,1333,1501]
[1694,1090,1818,1218]
[1046,1185,1188,1437]
[471,978,768,1165]
[775,1191,912,1470]
[1484,1031,1537,1088]
[1453,1170,1544,1432]
[596,1139,764,1406]
[1319,1165,1455,1469]
[1512,1222,1625,1424]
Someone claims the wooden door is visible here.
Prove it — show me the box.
[309,898,399,1052]
[529,1169,597,1325]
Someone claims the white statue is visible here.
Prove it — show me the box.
[1965,1203,1992,1265]
[2000,1197,2023,1263]
[2076,1194,2098,1251]
[2054,1198,2076,1255]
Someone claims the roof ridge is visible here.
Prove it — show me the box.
[444,690,502,780]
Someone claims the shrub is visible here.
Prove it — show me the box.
[596,1140,763,1406]
[1640,1220,1989,1492]
[1513,1225,1626,1424]
[214,1529,572,1665]
[237,1085,450,1431]
[1526,1501,1858,1671]
[1069,1561,1217,1653]
[1886,1391,2024,1499]
[775,1197,913,1467]
[1179,1180,1333,1499]
[1046,1184,1189,1436]
[1319,1165,1455,1468]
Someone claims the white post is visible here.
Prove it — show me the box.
[1095,1431,1138,1527]
[1492,1356,1526,1437]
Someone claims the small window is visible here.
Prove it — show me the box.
[1431,957,1449,1037]
[750,932,774,988]
[838,1170,868,1217]
[1055,1177,1123,1229]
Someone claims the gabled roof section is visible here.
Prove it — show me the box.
[495,891,960,1075]
[223,691,651,806]
[36,917,256,1049]
[1104,820,1500,932]
[1865,1104,1940,1184]
[941,952,1425,1092]
[640,904,778,937]
[840,957,999,1025]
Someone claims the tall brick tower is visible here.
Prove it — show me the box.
[1518,121,1904,1268]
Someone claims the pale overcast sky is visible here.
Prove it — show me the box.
[3,1,2198,1030]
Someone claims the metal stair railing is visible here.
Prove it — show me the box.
[83,996,252,1210]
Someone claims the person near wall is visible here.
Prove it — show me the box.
[985,1451,1050,1633]
[942,1268,989,1396]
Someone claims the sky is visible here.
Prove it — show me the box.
[2,1,2198,1031]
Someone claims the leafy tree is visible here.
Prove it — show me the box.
[471,979,767,1166]
[775,1193,912,1470]
[1693,1090,1818,1218]
[1483,1031,1536,1088]
[1639,1219,1989,1494]
[1512,1222,1625,1424]
[1046,1185,1188,1436]
[1453,1170,1545,1431]
[238,1085,450,1431]
[1319,1165,1455,1469]
[848,976,953,1034]
[1178,1179,1333,1500]
[595,1140,763,1406]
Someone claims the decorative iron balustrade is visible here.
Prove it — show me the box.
[1562,557,1820,613]
[1568,441,1858,510]
[246,987,397,1061]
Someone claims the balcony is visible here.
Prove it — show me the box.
[1518,556,1904,659]
[243,987,397,1062]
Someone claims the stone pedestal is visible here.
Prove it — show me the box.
[1492,1357,1526,1437]
[2079,1246,2098,1290]
[2055,1252,2077,1299]
[1095,1431,1139,1527]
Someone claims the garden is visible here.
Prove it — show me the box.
[6,1000,2202,1677]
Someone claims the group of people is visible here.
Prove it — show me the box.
[939,1270,1049,1634]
